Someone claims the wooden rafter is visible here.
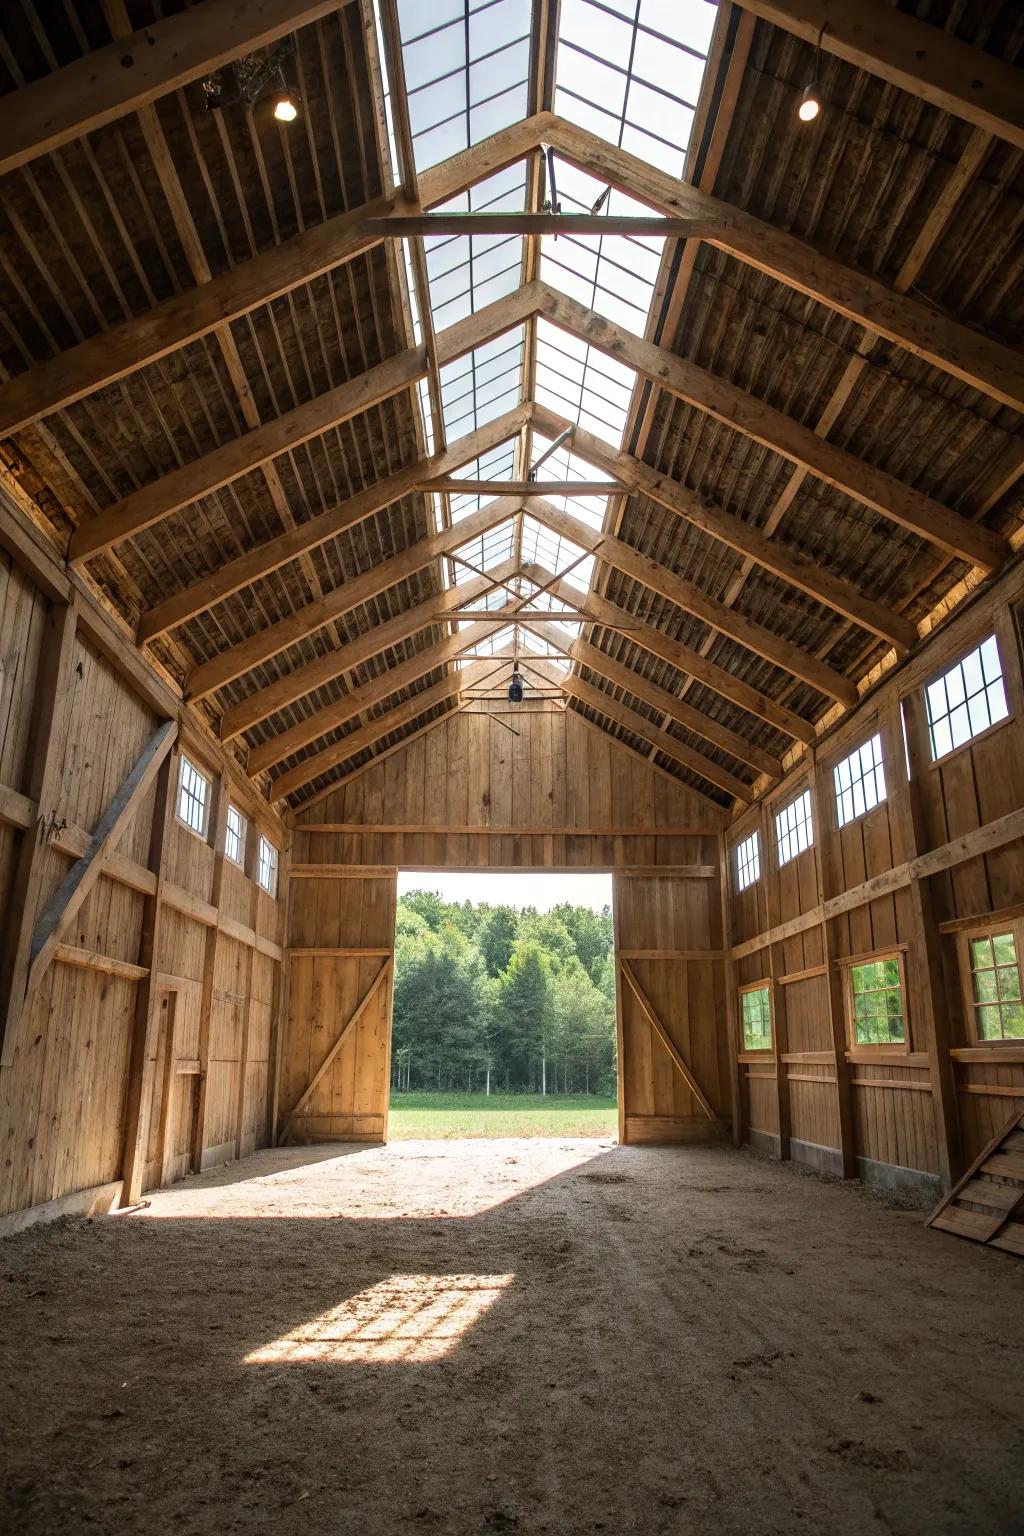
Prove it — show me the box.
[739,0,1024,150]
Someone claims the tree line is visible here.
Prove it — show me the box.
[392,891,618,1097]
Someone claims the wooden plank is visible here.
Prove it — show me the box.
[191,774,230,1173]
[51,944,149,982]
[0,781,35,829]
[810,746,857,1179]
[25,719,178,998]
[739,0,1024,150]
[620,960,717,1118]
[0,0,352,175]
[0,599,78,1066]
[0,1180,123,1238]
[367,213,723,237]
[286,957,392,1119]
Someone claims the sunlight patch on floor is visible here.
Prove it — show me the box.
[245,1274,515,1364]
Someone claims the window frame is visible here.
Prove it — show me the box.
[738,980,773,1055]
[175,753,211,841]
[225,803,247,868]
[841,949,911,1054]
[921,630,1012,767]
[774,787,814,868]
[257,834,279,898]
[733,829,761,894]
[956,918,1024,1048]
[832,731,887,830]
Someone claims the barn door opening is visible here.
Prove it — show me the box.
[388,869,618,1140]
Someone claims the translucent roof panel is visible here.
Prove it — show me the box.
[520,627,572,671]
[398,0,532,173]
[554,0,717,178]
[451,515,518,572]
[449,438,518,524]
[520,514,595,593]
[534,319,636,448]
[541,162,664,337]
[440,326,526,441]
[424,164,527,331]
[528,432,613,532]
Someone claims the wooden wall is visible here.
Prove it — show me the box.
[726,562,1024,1198]
[0,542,288,1223]
[285,701,727,1146]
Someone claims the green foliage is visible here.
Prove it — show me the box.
[393,890,617,1096]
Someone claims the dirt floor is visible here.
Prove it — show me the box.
[2,1139,1024,1536]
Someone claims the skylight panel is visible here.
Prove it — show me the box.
[448,439,517,523]
[534,323,635,449]
[440,328,525,441]
[398,0,532,173]
[554,0,716,178]
[528,431,614,531]
[520,515,595,593]
[451,516,517,573]
[540,162,663,335]
[424,164,527,331]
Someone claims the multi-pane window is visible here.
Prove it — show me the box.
[225,804,246,867]
[257,836,279,897]
[848,955,907,1048]
[833,734,887,828]
[740,984,772,1051]
[734,830,761,892]
[775,789,813,867]
[925,634,1009,760]
[176,755,210,838]
[964,928,1024,1043]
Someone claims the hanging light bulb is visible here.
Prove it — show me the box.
[272,90,299,123]
[798,81,821,122]
[508,671,525,705]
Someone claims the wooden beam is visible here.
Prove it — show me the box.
[139,411,527,643]
[570,637,777,783]
[809,746,858,1179]
[246,611,519,776]
[285,957,392,1119]
[0,113,545,439]
[24,719,178,1002]
[542,113,1024,414]
[424,478,624,496]
[186,498,521,701]
[531,497,858,705]
[269,661,497,801]
[120,749,176,1205]
[535,290,1005,575]
[0,599,78,1067]
[620,960,717,1117]
[0,0,352,176]
[524,560,812,750]
[221,561,516,741]
[363,214,724,237]
[191,773,230,1173]
[68,347,427,563]
[738,0,1024,150]
[563,673,747,802]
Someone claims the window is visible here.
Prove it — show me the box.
[925,634,1009,760]
[734,830,760,892]
[225,804,246,867]
[257,836,279,897]
[847,954,907,1048]
[176,755,210,838]
[775,789,813,867]
[962,926,1024,1043]
[833,733,886,828]
[740,984,772,1052]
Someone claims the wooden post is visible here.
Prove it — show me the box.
[759,802,791,1160]
[883,696,963,1187]
[265,851,291,1148]
[121,748,177,1205]
[191,770,229,1173]
[232,825,261,1160]
[0,598,78,1065]
[717,830,744,1148]
[810,747,858,1179]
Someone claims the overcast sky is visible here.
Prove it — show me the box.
[397,869,613,912]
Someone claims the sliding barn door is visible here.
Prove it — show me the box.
[282,872,397,1145]
[613,872,730,1145]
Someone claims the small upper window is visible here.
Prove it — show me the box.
[848,955,906,1048]
[965,929,1024,1043]
[775,789,813,867]
[834,733,886,828]
[177,755,210,838]
[735,830,760,892]
[257,836,279,897]
[925,634,1008,761]
[225,804,246,867]
[741,984,772,1051]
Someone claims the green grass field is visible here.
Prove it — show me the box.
[387,1091,618,1139]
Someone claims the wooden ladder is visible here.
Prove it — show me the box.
[926,1109,1024,1257]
